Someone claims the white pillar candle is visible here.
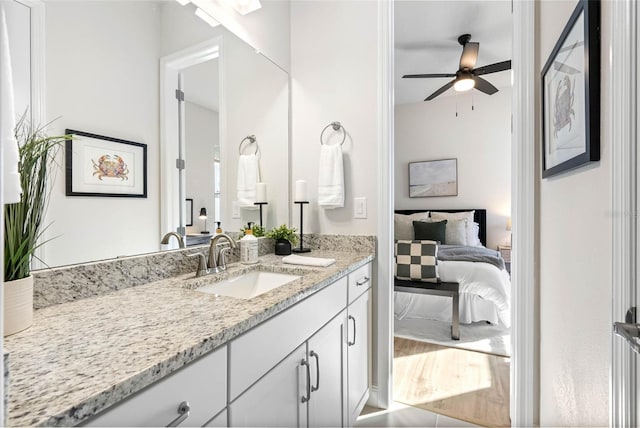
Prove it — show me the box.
[295,179,308,202]
[256,182,267,203]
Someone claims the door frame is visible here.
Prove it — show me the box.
[159,38,223,238]
[610,1,638,426]
[375,0,538,423]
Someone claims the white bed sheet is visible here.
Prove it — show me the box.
[394,260,511,327]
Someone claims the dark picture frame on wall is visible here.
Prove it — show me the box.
[408,158,458,198]
[185,198,193,227]
[65,129,147,197]
[541,0,600,178]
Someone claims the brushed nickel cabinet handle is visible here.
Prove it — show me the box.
[166,401,190,427]
[310,350,320,392]
[356,276,370,286]
[300,359,311,403]
[348,315,357,346]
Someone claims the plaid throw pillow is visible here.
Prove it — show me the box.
[394,240,439,283]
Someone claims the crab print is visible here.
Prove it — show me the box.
[92,155,129,181]
[553,75,575,137]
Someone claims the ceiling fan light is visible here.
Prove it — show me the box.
[175,0,191,5]
[225,0,262,15]
[454,77,475,92]
[195,7,221,27]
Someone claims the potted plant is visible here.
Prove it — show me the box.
[4,118,68,336]
[266,224,299,256]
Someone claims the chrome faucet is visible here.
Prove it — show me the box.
[161,232,185,249]
[208,233,237,272]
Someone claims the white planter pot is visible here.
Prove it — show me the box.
[4,275,33,337]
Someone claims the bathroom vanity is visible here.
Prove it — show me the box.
[3,250,373,427]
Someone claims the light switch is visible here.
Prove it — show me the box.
[354,197,367,219]
[232,201,240,219]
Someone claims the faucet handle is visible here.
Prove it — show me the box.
[218,247,233,271]
[187,253,209,277]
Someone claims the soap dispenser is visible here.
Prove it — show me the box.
[240,222,259,264]
[215,222,222,234]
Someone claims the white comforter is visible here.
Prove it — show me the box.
[394,260,511,327]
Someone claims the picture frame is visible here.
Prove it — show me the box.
[409,158,458,198]
[185,198,193,227]
[65,129,147,197]
[541,0,600,178]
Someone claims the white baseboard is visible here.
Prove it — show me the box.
[366,385,381,409]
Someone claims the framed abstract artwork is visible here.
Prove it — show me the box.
[65,129,147,197]
[409,158,458,198]
[541,0,600,178]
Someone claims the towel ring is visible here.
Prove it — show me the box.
[239,135,258,155]
[320,121,346,146]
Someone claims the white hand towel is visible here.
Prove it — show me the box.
[318,144,344,209]
[1,4,21,204]
[237,153,260,206]
[282,254,336,267]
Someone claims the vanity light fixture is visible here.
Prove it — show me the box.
[453,75,475,92]
[224,0,262,15]
[195,7,221,28]
[199,207,210,234]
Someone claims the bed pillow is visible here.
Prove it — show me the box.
[394,212,430,241]
[431,211,476,245]
[394,239,439,283]
[469,222,483,247]
[413,220,447,244]
[445,219,468,246]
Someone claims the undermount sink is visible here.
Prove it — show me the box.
[196,271,301,299]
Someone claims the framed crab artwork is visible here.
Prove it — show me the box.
[65,130,147,197]
[541,0,600,178]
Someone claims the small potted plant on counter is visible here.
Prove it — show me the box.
[4,117,69,336]
[266,224,299,256]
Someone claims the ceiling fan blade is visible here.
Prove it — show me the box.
[424,79,456,101]
[474,60,512,75]
[403,73,456,79]
[472,76,499,95]
[459,42,479,69]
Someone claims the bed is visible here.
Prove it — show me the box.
[393,209,511,329]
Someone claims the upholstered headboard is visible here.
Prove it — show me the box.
[394,209,487,247]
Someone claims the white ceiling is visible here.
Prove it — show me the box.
[394,0,512,105]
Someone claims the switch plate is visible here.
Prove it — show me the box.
[354,197,367,219]
[232,201,240,219]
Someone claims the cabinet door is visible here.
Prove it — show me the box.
[347,291,369,426]
[229,343,307,427]
[308,310,346,427]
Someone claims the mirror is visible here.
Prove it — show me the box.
[27,1,289,267]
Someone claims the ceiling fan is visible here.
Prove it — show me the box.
[403,34,512,101]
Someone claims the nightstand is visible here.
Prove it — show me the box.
[498,245,511,273]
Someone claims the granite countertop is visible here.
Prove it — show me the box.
[4,251,373,427]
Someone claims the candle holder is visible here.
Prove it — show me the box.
[292,201,311,253]
[253,202,268,227]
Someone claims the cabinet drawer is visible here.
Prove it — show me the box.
[229,276,347,400]
[348,262,371,304]
[84,345,227,427]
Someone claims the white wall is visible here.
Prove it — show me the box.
[290,0,379,235]
[394,89,512,250]
[184,102,218,235]
[44,2,161,266]
[537,1,610,425]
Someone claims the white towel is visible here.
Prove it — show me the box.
[237,153,260,206]
[1,4,21,204]
[318,144,344,209]
[282,254,336,267]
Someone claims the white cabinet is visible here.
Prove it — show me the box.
[307,310,347,427]
[346,288,370,426]
[84,345,227,427]
[229,343,307,427]
[348,263,371,304]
